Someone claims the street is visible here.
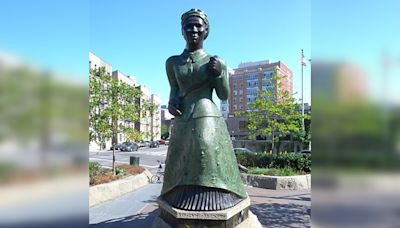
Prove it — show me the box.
[89,145,168,173]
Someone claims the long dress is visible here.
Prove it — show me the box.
[161,48,247,211]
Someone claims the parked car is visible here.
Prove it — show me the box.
[120,142,139,152]
[144,141,151,147]
[157,139,165,145]
[233,148,256,154]
[149,141,159,148]
[110,143,122,151]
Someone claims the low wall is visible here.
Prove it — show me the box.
[89,169,152,207]
[241,173,311,190]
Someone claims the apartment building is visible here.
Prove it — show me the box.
[135,85,161,141]
[111,70,137,144]
[89,52,161,150]
[89,52,113,150]
[228,60,293,114]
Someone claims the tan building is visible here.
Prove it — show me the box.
[135,85,161,141]
[228,60,293,114]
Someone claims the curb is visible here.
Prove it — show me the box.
[241,173,311,190]
[89,169,152,207]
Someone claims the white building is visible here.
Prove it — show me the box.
[89,52,161,150]
[89,52,113,151]
[112,70,138,144]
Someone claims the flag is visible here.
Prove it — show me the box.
[301,50,307,67]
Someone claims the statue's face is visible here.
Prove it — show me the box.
[182,16,207,46]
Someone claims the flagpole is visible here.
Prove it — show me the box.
[301,49,304,128]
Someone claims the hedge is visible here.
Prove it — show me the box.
[235,152,311,173]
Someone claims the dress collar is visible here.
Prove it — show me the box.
[182,49,207,63]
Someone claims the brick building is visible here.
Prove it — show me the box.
[227,60,293,115]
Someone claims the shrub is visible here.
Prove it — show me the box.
[235,152,311,173]
[89,161,102,184]
[116,167,125,177]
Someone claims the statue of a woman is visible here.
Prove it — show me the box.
[161,9,247,211]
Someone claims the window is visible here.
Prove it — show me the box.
[233,105,237,110]
[248,73,257,80]
[247,88,258,95]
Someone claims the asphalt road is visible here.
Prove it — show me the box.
[89,145,168,173]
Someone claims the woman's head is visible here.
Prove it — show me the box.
[181,9,209,49]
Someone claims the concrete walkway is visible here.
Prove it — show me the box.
[89,183,310,227]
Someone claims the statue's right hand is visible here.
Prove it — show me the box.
[168,98,182,116]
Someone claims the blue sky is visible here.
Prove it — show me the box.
[89,0,311,106]
[3,1,398,106]
[312,0,400,104]
[0,1,89,78]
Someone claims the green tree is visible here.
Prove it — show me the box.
[124,128,143,142]
[245,70,306,153]
[142,102,158,141]
[89,67,142,175]
[161,123,170,139]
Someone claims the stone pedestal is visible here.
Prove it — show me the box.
[151,197,263,228]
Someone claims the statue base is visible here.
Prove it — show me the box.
[151,197,263,228]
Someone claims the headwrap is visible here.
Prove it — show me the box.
[181,9,209,39]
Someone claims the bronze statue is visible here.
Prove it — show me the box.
[161,9,247,211]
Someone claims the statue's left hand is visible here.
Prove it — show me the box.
[207,56,222,78]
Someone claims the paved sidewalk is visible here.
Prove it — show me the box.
[90,183,161,227]
[90,184,310,227]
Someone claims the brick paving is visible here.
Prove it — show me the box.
[89,183,310,227]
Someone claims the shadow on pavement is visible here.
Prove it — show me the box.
[90,209,159,228]
[251,203,311,228]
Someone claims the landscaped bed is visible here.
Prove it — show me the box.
[236,151,311,175]
[89,162,144,186]
[235,151,311,190]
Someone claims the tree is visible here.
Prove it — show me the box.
[161,123,170,140]
[142,102,158,141]
[245,70,307,153]
[89,67,142,174]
